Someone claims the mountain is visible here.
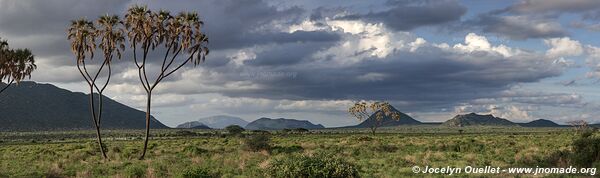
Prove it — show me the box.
[197,115,249,129]
[350,106,422,128]
[0,81,168,131]
[245,117,325,130]
[442,113,517,127]
[518,119,561,127]
[176,121,211,129]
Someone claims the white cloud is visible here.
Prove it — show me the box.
[228,49,257,67]
[584,45,600,78]
[544,37,583,58]
[452,33,517,57]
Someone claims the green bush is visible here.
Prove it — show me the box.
[243,134,271,152]
[267,153,360,178]
[571,134,600,167]
[183,145,208,156]
[225,125,245,135]
[124,164,146,178]
[180,167,213,178]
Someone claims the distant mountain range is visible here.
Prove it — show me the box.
[176,115,248,129]
[0,82,168,131]
[0,82,586,131]
[443,113,517,127]
[245,117,325,130]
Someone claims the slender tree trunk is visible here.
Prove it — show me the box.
[89,88,107,159]
[0,79,14,94]
[140,92,152,160]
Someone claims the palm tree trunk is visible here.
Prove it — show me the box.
[89,89,107,159]
[140,92,152,160]
[0,79,14,94]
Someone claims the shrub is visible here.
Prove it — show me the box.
[251,130,271,134]
[183,145,208,156]
[243,134,271,152]
[225,125,245,136]
[267,153,360,178]
[124,164,146,178]
[175,130,197,137]
[272,145,304,154]
[180,167,213,178]
[293,128,309,133]
[571,134,600,167]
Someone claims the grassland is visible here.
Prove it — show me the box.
[0,126,596,177]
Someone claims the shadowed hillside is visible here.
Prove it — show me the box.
[349,106,422,128]
[245,117,324,130]
[0,82,168,131]
[443,113,517,127]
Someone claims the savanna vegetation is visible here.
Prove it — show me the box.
[0,126,598,177]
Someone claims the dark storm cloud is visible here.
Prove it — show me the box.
[504,0,600,14]
[338,0,467,31]
[463,0,600,39]
[466,13,567,40]
[0,0,343,83]
[136,0,340,50]
[160,44,563,112]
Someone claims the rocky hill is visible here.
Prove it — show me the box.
[518,119,561,127]
[245,117,324,130]
[349,106,421,128]
[442,113,517,127]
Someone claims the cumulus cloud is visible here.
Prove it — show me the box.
[544,37,583,58]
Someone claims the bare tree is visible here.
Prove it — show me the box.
[123,5,209,159]
[349,101,401,135]
[67,16,124,159]
[567,120,590,134]
[0,37,36,95]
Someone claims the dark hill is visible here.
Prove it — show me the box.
[518,119,561,127]
[245,117,324,130]
[0,81,168,131]
[176,121,211,129]
[442,113,517,127]
[350,106,421,128]
[177,115,248,129]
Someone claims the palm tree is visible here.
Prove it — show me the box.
[124,5,209,159]
[95,14,125,127]
[0,38,36,94]
[67,18,109,159]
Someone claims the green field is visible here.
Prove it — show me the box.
[0,126,597,177]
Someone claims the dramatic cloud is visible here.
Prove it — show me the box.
[468,14,566,40]
[1,0,599,126]
[338,0,467,31]
[505,0,600,14]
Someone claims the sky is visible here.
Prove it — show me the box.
[2,0,600,127]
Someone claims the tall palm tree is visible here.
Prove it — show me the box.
[67,18,109,159]
[96,14,125,126]
[124,5,209,159]
[0,38,36,94]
